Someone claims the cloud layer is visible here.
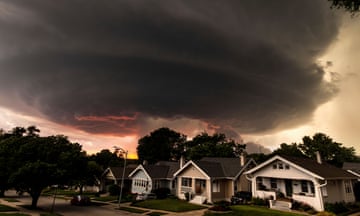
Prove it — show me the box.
[0,0,340,137]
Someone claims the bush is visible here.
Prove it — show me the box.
[325,202,349,214]
[153,188,170,199]
[251,197,268,206]
[108,184,120,196]
[210,201,231,211]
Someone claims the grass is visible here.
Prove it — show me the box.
[204,205,306,216]
[92,196,118,202]
[40,213,63,216]
[132,198,207,212]
[0,214,30,216]
[118,206,148,213]
[0,204,18,212]
[3,198,20,203]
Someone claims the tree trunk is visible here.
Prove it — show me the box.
[0,189,5,197]
[79,185,84,195]
[30,191,41,209]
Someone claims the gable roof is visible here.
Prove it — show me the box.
[174,157,255,179]
[245,155,357,180]
[102,166,136,180]
[129,161,180,180]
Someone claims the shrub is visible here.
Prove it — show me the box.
[251,197,268,206]
[153,188,170,199]
[108,184,120,196]
[210,201,231,211]
[325,202,349,214]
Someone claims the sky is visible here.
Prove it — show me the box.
[0,0,359,159]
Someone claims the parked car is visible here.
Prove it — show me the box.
[231,191,252,205]
[71,195,91,206]
[135,193,157,201]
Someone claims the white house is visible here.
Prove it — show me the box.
[173,156,256,204]
[245,154,357,211]
[129,161,179,195]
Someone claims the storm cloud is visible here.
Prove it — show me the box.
[0,0,340,136]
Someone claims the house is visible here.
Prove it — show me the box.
[100,165,137,192]
[173,155,256,204]
[128,161,180,195]
[245,154,358,211]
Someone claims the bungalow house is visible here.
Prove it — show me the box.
[128,161,180,195]
[100,165,137,192]
[245,154,358,211]
[173,155,256,204]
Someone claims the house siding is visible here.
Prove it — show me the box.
[131,170,152,194]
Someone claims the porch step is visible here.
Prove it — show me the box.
[190,195,206,204]
[270,200,292,211]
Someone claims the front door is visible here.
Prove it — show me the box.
[285,180,293,197]
[195,179,206,195]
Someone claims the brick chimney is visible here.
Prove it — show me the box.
[180,155,185,168]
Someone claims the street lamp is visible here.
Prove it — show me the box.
[113,146,128,209]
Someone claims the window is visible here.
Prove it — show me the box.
[321,187,328,197]
[345,180,352,193]
[285,164,290,169]
[310,182,315,194]
[278,163,284,169]
[301,180,308,193]
[213,180,220,192]
[273,164,277,169]
[270,178,277,189]
[257,177,264,190]
[181,177,192,187]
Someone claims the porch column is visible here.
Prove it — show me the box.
[207,179,212,203]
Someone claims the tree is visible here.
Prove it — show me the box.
[185,132,246,160]
[272,143,305,158]
[73,160,103,194]
[137,128,187,164]
[298,133,358,167]
[0,126,87,208]
[89,149,122,170]
[330,0,360,14]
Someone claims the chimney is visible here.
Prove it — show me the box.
[180,155,185,168]
[240,152,246,166]
[315,151,322,164]
[143,160,148,166]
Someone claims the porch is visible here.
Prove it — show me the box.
[254,176,320,211]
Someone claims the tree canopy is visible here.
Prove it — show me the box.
[272,132,358,167]
[0,126,87,208]
[137,128,246,163]
[137,127,187,164]
[330,0,360,14]
[185,132,246,160]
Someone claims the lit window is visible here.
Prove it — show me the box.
[213,180,220,192]
[345,180,352,193]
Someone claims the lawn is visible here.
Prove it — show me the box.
[132,198,207,212]
[204,205,306,216]
[0,214,30,216]
[0,204,18,212]
[118,206,148,214]
[92,195,118,202]
[3,198,20,203]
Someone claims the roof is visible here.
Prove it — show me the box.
[105,166,136,180]
[129,161,180,180]
[174,157,254,179]
[343,162,360,177]
[246,155,357,180]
